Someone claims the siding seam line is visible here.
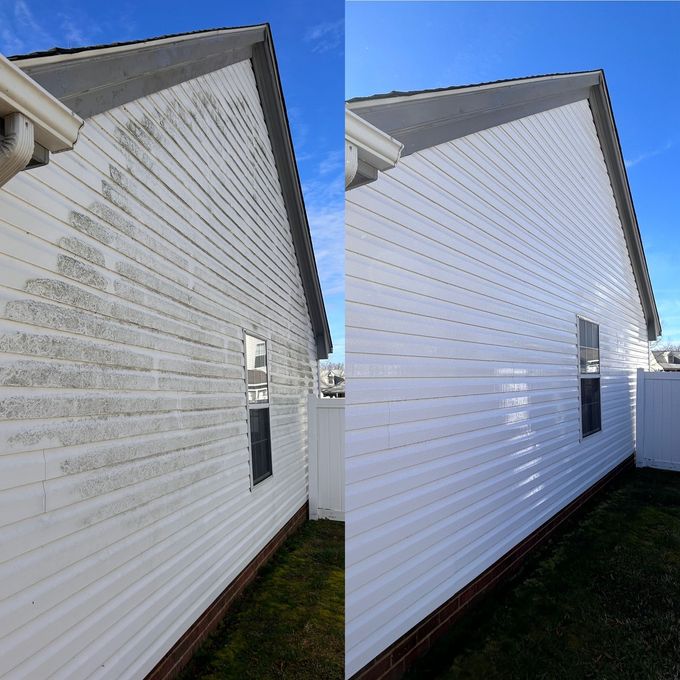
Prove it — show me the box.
[41,449,47,513]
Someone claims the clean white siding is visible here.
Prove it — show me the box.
[345,99,649,676]
[0,58,317,679]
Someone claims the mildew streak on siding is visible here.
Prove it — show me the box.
[0,58,316,680]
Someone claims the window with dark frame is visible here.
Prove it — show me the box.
[578,317,601,437]
[245,333,272,485]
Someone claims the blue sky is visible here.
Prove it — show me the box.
[0,0,345,360]
[347,1,680,346]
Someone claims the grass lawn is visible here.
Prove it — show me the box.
[405,468,680,680]
[178,519,344,680]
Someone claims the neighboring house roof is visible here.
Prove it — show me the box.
[347,70,661,341]
[320,367,345,397]
[649,349,664,371]
[321,382,345,397]
[652,351,680,371]
[10,25,332,358]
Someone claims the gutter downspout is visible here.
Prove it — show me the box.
[0,112,34,188]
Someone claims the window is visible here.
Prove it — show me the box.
[254,341,267,369]
[245,333,272,485]
[578,317,601,437]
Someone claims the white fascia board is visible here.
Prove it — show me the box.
[0,53,83,152]
[345,107,403,188]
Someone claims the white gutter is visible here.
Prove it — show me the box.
[345,107,403,189]
[0,53,83,187]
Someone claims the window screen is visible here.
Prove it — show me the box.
[578,318,601,437]
[245,333,272,485]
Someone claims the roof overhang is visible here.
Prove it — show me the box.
[10,25,332,358]
[347,70,661,341]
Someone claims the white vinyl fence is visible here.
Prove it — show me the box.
[636,368,680,470]
[308,395,345,520]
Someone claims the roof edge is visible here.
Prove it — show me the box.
[9,24,267,64]
[588,74,660,340]
[250,29,333,358]
[347,69,602,105]
[14,25,267,120]
[348,71,600,157]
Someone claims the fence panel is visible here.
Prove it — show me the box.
[636,368,680,471]
[308,395,345,520]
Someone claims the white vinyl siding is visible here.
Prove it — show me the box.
[345,98,648,676]
[0,58,317,679]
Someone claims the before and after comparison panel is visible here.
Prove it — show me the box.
[0,1,679,680]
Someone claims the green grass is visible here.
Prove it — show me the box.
[405,468,680,680]
[178,519,344,680]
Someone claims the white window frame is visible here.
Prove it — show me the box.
[244,330,273,489]
[577,315,602,440]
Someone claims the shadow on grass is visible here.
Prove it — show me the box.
[405,468,680,680]
[179,519,344,680]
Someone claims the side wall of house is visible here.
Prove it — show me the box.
[0,58,317,679]
[345,99,649,676]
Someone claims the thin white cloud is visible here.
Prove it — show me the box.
[287,106,311,153]
[625,139,675,169]
[302,168,345,361]
[318,149,344,176]
[304,174,345,297]
[59,13,97,48]
[0,0,120,55]
[14,0,56,48]
[304,18,344,54]
[0,26,24,54]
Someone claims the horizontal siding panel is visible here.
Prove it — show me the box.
[345,99,648,675]
[0,57,316,679]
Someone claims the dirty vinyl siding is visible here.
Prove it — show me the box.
[0,58,317,679]
[345,99,648,676]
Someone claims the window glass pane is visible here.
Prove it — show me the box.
[578,319,600,375]
[245,334,268,403]
[254,342,266,368]
[250,407,272,484]
[586,347,600,374]
[581,377,601,437]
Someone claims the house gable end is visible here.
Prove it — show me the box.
[11,26,332,357]
[348,71,660,341]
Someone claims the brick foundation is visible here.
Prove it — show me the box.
[145,501,309,680]
[351,455,635,680]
